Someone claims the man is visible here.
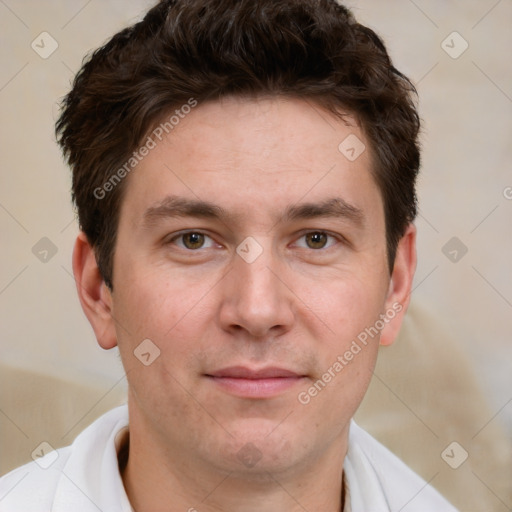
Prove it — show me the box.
[0,0,458,510]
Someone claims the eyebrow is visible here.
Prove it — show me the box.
[283,197,364,226]
[142,195,365,228]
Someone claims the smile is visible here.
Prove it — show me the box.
[205,366,307,398]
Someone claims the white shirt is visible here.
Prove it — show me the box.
[0,405,458,511]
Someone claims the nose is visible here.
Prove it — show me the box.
[218,245,295,339]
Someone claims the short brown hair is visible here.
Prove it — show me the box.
[56,0,420,290]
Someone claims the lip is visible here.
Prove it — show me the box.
[205,366,306,398]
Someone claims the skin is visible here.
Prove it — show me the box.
[73,96,416,512]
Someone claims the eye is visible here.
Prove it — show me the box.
[168,231,216,250]
[295,231,338,250]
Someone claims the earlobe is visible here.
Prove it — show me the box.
[72,232,118,350]
[379,223,417,347]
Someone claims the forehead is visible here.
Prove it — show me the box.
[119,96,382,227]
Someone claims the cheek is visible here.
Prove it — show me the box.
[111,262,220,388]
[297,271,386,400]
[305,270,388,342]
[112,272,208,415]
[297,279,382,425]
[113,256,215,337]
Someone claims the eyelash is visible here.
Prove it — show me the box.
[166,230,344,251]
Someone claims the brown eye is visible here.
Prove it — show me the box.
[182,232,205,249]
[305,232,328,249]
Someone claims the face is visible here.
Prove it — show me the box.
[89,96,412,477]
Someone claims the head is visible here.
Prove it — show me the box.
[58,0,419,486]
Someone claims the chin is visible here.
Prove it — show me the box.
[210,425,302,476]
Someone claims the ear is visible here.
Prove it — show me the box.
[72,232,118,350]
[379,223,417,347]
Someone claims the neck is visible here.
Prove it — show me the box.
[120,406,348,512]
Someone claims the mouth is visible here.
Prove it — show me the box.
[204,366,307,398]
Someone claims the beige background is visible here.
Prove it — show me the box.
[0,0,511,510]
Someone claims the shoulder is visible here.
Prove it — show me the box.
[0,447,71,511]
[345,421,459,512]
[0,405,129,512]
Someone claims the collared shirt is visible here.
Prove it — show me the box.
[0,405,458,512]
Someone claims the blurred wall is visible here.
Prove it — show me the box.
[349,0,512,435]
